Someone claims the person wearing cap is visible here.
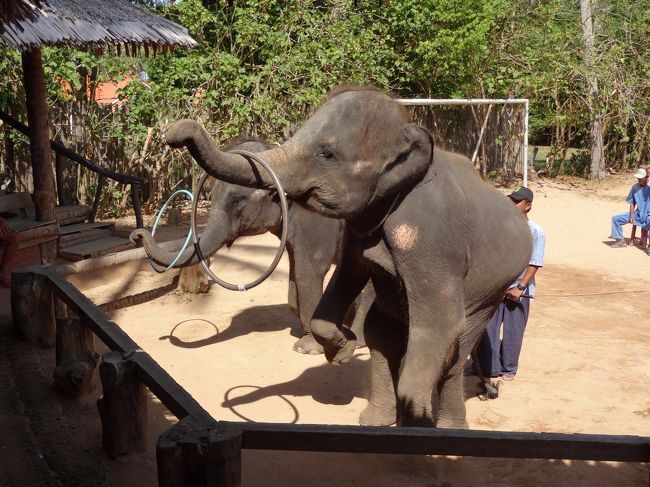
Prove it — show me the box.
[475,186,545,381]
[610,167,650,251]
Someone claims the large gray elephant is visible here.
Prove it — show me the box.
[161,86,532,428]
[131,139,371,355]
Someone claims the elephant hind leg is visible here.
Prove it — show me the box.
[436,305,499,428]
[359,303,405,426]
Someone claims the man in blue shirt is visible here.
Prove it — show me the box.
[610,168,650,252]
[476,186,546,381]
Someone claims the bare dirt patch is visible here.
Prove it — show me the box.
[7,173,650,486]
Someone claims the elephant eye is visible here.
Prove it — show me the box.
[317,148,335,161]
[229,195,244,206]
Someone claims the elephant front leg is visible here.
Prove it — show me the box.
[292,269,326,354]
[288,243,333,355]
[359,303,404,426]
[343,281,375,349]
[310,257,369,365]
[288,263,324,354]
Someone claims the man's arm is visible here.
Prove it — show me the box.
[505,265,540,301]
[626,184,638,224]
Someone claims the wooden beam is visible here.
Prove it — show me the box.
[234,422,650,463]
[131,351,212,421]
[0,110,145,186]
[44,271,211,421]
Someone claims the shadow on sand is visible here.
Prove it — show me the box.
[159,303,302,349]
[221,353,370,422]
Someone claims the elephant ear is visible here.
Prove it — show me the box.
[373,124,434,199]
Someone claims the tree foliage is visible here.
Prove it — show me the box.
[1,0,649,212]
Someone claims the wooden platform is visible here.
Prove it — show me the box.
[1,192,59,268]
[59,234,134,261]
[59,221,114,235]
[2,192,136,265]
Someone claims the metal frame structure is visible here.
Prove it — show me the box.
[397,98,530,186]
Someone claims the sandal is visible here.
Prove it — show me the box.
[501,373,516,381]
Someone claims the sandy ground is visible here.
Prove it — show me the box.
[6,173,650,486]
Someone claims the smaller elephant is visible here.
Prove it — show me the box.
[131,138,370,354]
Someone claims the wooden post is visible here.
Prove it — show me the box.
[88,173,106,223]
[11,270,55,347]
[55,149,79,206]
[40,239,59,265]
[53,302,98,396]
[97,351,147,457]
[179,260,210,294]
[3,120,16,191]
[157,416,242,487]
[131,183,144,229]
[22,48,56,222]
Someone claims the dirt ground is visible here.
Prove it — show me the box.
[4,173,650,486]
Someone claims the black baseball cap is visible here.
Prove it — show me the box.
[508,186,534,202]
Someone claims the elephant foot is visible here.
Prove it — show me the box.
[359,403,396,426]
[324,340,357,365]
[397,415,436,428]
[293,335,323,355]
[435,417,469,429]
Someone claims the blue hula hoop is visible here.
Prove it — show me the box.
[148,189,194,273]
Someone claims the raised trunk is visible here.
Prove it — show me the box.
[166,120,293,191]
[22,48,56,221]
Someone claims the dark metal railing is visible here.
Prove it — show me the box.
[0,110,145,228]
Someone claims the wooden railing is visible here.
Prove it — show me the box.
[9,265,650,487]
[0,110,146,228]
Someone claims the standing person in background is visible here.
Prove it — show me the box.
[610,168,650,250]
[0,216,21,287]
[476,186,546,381]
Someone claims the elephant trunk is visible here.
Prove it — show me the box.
[130,209,233,268]
[166,120,294,192]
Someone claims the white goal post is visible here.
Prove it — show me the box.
[396,98,530,186]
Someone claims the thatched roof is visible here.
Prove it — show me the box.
[0,0,197,52]
[0,0,47,24]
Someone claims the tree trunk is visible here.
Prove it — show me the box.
[55,122,78,206]
[3,123,16,191]
[580,0,605,179]
[22,48,56,221]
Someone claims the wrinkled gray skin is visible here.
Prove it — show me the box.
[161,86,532,428]
[131,139,370,354]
